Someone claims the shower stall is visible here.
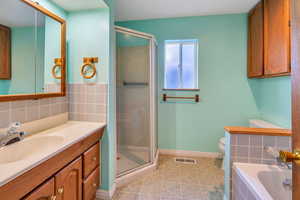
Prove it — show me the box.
[115,26,158,177]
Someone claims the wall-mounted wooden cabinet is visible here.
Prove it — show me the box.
[248,0,291,78]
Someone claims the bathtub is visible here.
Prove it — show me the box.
[232,163,292,200]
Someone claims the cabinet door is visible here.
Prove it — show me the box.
[248,2,264,78]
[55,157,82,200]
[22,178,55,200]
[0,25,11,80]
[264,0,290,75]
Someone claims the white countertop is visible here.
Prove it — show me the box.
[0,121,105,187]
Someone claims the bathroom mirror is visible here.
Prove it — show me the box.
[0,0,66,101]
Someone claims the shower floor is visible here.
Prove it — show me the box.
[117,147,151,175]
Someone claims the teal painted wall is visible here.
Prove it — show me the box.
[117,14,260,153]
[249,77,291,128]
[67,9,109,84]
[102,0,116,191]
[67,6,113,191]
[0,27,45,94]
[44,16,62,84]
[35,0,67,88]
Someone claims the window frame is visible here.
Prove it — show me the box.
[163,39,199,91]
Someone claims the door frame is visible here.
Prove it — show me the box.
[114,26,158,177]
[291,0,300,199]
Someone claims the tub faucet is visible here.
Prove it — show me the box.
[264,146,292,169]
[0,122,28,148]
[277,157,293,169]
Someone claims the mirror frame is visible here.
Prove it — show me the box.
[0,0,66,102]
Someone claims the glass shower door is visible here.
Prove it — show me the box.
[116,31,151,176]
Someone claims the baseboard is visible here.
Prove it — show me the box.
[223,194,228,200]
[96,183,116,200]
[116,150,159,188]
[159,149,221,158]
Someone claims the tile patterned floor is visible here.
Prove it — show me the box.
[111,155,224,200]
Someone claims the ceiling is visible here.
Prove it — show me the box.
[116,0,260,21]
[0,0,107,27]
[0,0,45,27]
[51,0,107,11]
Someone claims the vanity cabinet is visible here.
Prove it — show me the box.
[0,127,104,200]
[248,0,291,78]
[22,143,100,200]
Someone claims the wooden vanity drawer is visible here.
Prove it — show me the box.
[83,142,100,178]
[83,167,99,200]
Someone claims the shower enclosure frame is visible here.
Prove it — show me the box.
[115,26,158,178]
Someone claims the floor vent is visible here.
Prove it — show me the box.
[174,158,197,164]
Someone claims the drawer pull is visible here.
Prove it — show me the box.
[38,195,56,200]
[57,187,64,195]
[93,183,97,187]
[92,156,97,161]
[50,195,57,200]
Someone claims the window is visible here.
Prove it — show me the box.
[164,40,198,90]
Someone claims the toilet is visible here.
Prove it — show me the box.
[218,137,226,169]
[218,137,225,155]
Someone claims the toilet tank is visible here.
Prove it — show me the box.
[249,119,282,129]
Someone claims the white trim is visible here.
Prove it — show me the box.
[115,25,157,44]
[115,26,158,179]
[116,151,159,188]
[159,149,221,158]
[96,183,116,200]
[223,194,228,200]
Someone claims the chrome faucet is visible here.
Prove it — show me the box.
[276,157,293,169]
[0,122,28,148]
[264,146,292,169]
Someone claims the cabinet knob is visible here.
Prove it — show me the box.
[50,195,57,200]
[92,157,97,161]
[93,183,97,187]
[57,187,64,194]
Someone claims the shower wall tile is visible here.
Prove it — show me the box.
[0,97,68,129]
[68,83,107,123]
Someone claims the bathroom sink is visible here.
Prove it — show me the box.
[0,136,64,164]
